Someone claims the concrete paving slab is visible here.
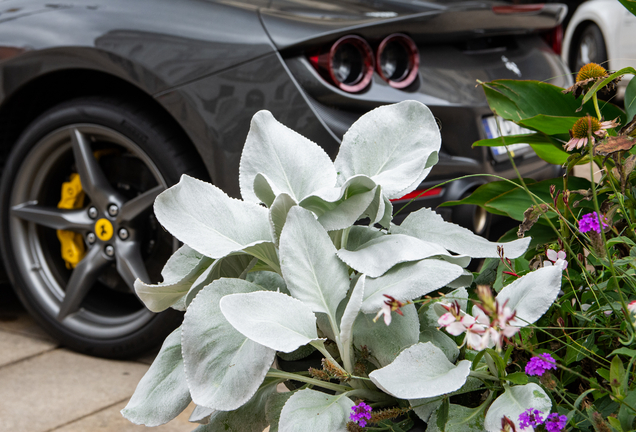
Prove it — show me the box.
[0,349,149,432]
[0,330,57,367]
[0,311,56,341]
[0,286,56,342]
[53,400,194,432]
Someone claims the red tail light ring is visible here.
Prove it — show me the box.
[376,34,419,89]
[309,35,375,93]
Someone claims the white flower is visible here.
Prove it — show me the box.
[544,249,568,270]
[373,303,392,326]
[628,300,636,314]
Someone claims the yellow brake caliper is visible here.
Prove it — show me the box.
[57,173,86,269]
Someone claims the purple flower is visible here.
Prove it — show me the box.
[525,353,558,377]
[518,408,544,430]
[578,212,608,233]
[544,413,568,432]
[350,401,372,427]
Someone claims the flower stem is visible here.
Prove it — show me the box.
[266,369,351,393]
[593,93,602,120]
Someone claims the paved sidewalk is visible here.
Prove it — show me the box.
[0,284,194,432]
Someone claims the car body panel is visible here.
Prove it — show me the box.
[562,0,636,87]
[0,0,274,96]
[0,0,569,214]
[262,0,567,50]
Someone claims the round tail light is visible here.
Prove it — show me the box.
[376,34,419,89]
[309,35,374,93]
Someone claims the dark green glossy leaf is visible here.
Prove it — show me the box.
[439,178,534,216]
[436,398,450,432]
[486,177,591,221]
[482,79,625,126]
[473,133,553,147]
[626,76,636,123]
[498,223,558,250]
[473,132,569,165]
[519,115,580,135]
[618,389,636,431]
[529,142,569,165]
[583,67,636,105]
[610,347,636,358]
[505,372,529,385]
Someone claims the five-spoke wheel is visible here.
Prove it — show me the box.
[0,98,200,357]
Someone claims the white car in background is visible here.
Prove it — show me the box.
[562,0,636,98]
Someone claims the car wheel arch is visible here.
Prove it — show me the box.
[0,68,210,183]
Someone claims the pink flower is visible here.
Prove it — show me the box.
[564,116,618,151]
[544,249,568,270]
[628,300,636,314]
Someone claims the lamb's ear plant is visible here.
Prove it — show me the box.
[122,100,564,431]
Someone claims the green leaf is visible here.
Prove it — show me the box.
[279,206,350,318]
[182,279,276,411]
[395,207,530,258]
[265,392,294,432]
[484,384,551,432]
[410,378,483,424]
[473,132,553,147]
[484,176,591,222]
[611,348,636,358]
[279,389,355,432]
[626,75,636,123]
[611,355,627,396]
[474,132,569,165]
[436,398,449,432]
[482,79,625,124]
[518,114,579,135]
[361,259,464,314]
[335,100,441,199]
[154,175,272,259]
[505,372,529,385]
[369,342,471,399]
[239,110,336,203]
[582,67,636,105]
[428,402,487,432]
[618,389,636,431]
[597,367,610,381]
[607,415,624,431]
[134,244,213,312]
[353,303,420,367]
[439,179,533,216]
[220,291,319,353]
[529,142,570,165]
[121,327,191,426]
[194,377,282,432]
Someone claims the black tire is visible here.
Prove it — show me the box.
[573,23,608,73]
[0,97,203,358]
